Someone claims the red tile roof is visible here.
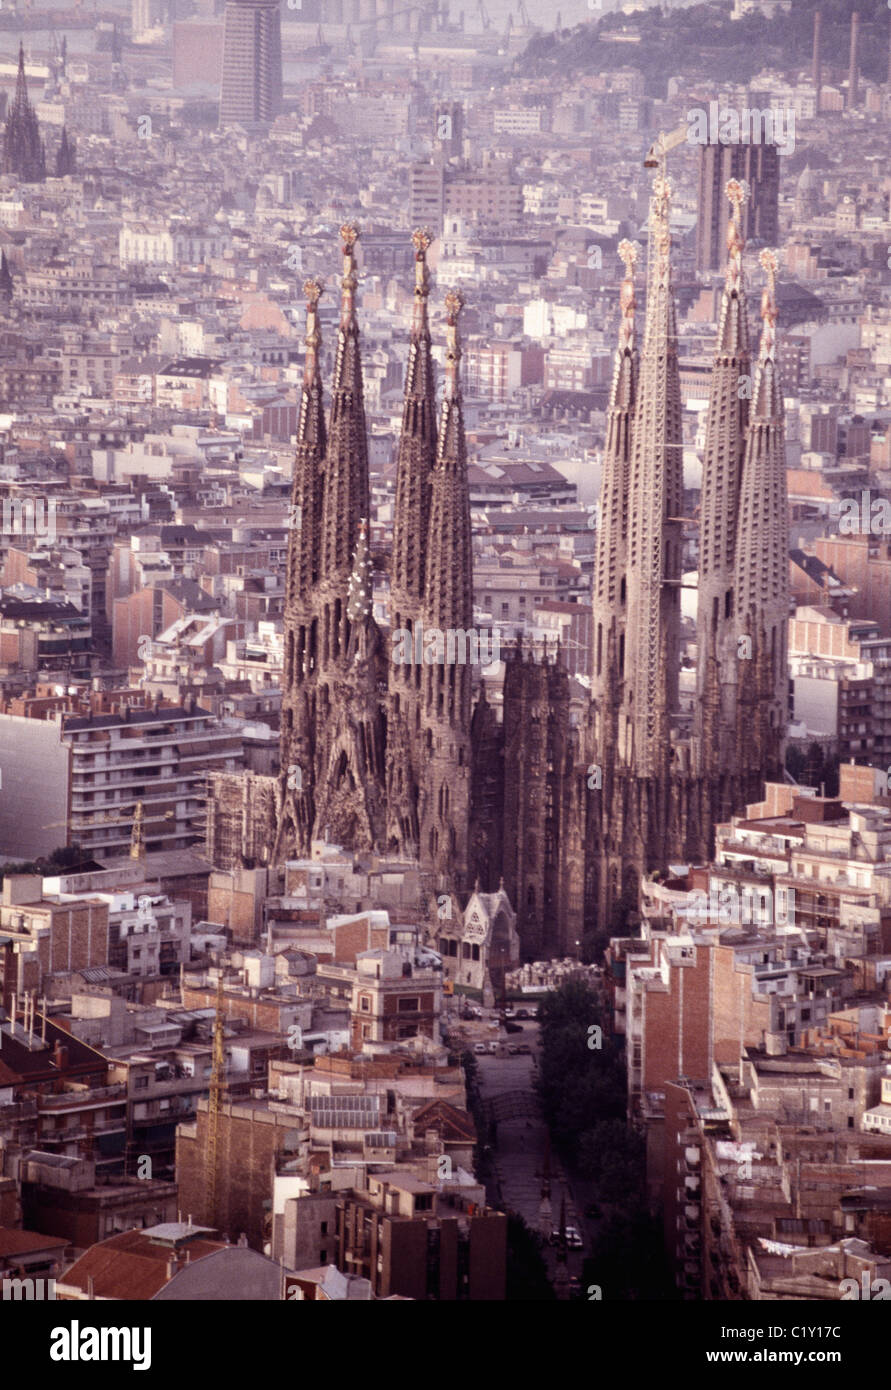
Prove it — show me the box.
[60,1230,226,1301]
[0,1226,68,1257]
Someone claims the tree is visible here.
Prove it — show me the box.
[536,979,625,1160]
[0,844,86,885]
[505,1215,555,1301]
[582,1207,675,1301]
[578,1120,645,1203]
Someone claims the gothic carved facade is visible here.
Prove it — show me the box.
[260,188,789,959]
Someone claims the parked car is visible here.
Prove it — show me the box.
[473,1042,488,1054]
[504,1021,523,1034]
[551,1226,585,1249]
[487,1041,499,1054]
[515,1008,529,1019]
[514,1043,532,1055]
[507,1044,520,1055]
[502,1008,516,1019]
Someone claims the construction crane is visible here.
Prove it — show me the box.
[206,969,226,1230]
[130,802,144,860]
[41,802,174,843]
[643,122,689,178]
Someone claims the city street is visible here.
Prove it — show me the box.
[473,1020,586,1291]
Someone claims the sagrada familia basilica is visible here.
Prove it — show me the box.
[208,171,789,961]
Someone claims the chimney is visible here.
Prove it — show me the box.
[847,10,860,109]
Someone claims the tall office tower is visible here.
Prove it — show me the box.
[434,101,464,160]
[847,10,860,110]
[409,160,445,235]
[2,45,45,183]
[695,142,779,275]
[218,0,282,129]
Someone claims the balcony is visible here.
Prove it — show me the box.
[37,1083,127,1111]
[0,1098,38,1121]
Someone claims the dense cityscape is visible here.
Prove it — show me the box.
[0,0,888,1343]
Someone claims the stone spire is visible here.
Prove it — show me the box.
[391,227,437,616]
[386,228,438,857]
[319,221,369,589]
[425,289,473,635]
[55,124,75,177]
[0,251,13,302]
[694,178,752,778]
[276,276,328,861]
[591,239,638,743]
[285,276,326,617]
[3,44,46,183]
[733,249,789,778]
[346,517,373,626]
[306,223,387,856]
[621,174,683,777]
[419,287,473,886]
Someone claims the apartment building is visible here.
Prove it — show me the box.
[0,876,109,1002]
[349,946,443,1052]
[20,1153,178,1252]
[218,0,282,128]
[662,1049,891,1300]
[0,702,243,861]
[335,1173,506,1300]
[462,340,543,403]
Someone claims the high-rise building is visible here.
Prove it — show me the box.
[218,0,282,129]
[434,100,463,159]
[695,141,779,274]
[132,0,165,41]
[410,161,445,233]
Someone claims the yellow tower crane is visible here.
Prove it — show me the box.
[130,802,145,860]
[206,970,226,1230]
